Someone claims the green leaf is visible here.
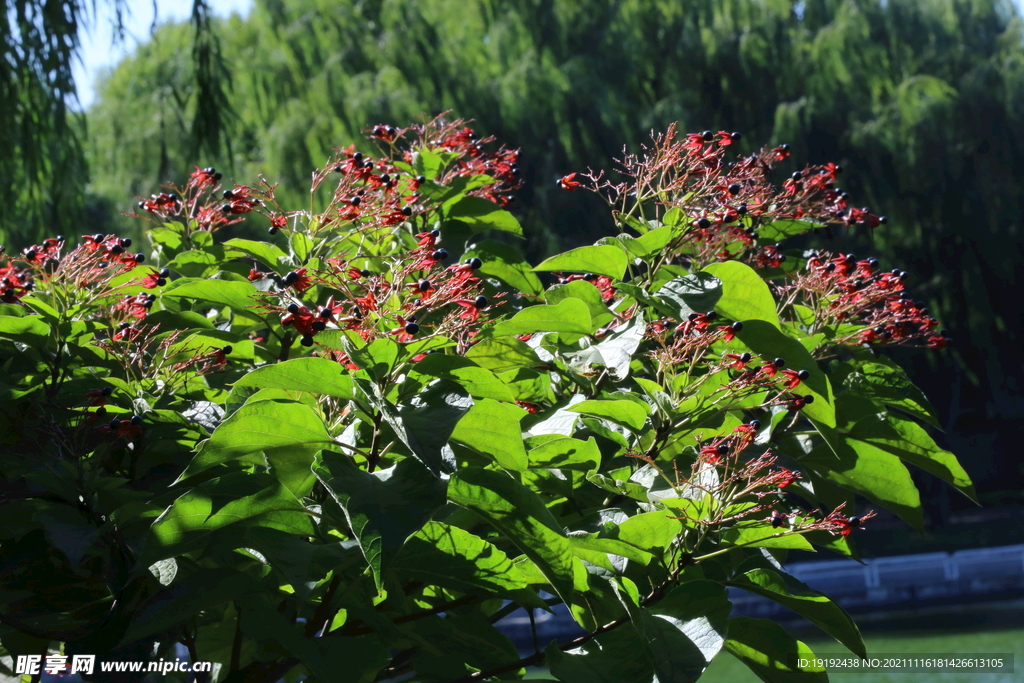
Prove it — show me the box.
[0,315,51,345]
[703,261,781,327]
[232,357,355,398]
[451,398,528,471]
[653,272,722,319]
[390,521,543,605]
[545,280,614,330]
[448,195,523,235]
[223,238,290,272]
[568,399,649,432]
[632,224,678,257]
[803,439,922,529]
[448,467,575,607]
[315,454,446,590]
[144,473,315,564]
[725,617,828,683]
[528,437,601,473]
[183,398,330,495]
[466,337,544,374]
[721,524,815,551]
[120,568,258,646]
[464,239,544,296]
[161,278,260,315]
[547,630,655,683]
[534,245,628,280]
[843,358,941,428]
[728,567,865,658]
[757,218,820,242]
[735,320,835,427]
[617,580,733,683]
[610,509,682,555]
[376,378,473,476]
[407,354,514,402]
[848,413,975,501]
[490,299,592,337]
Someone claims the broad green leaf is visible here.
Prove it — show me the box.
[451,398,528,471]
[390,521,544,605]
[490,299,592,337]
[401,613,522,681]
[448,467,575,607]
[547,630,655,683]
[315,454,446,590]
[161,278,260,315]
[703,261,781,327]
[223,238,290,271]
[610,509,682,555]
[407,353,514,402]
[721,523,815,551]
[568,399,649,432]
[545,280,614,330]
[373,378,473,476]
[725,617,828,683]
[464,239,544,296]
[802,440,922,529]
[586,312,646,379]
[528,437,601,472]
[848,413,975,501]
[568,534,654,568]
[448,195,523,235]
[843,358,941,428]
[757,218,820,242]
[183,398,330,495]
[617,580,733,683]
[120,568,258,646]
[728,567,865,658]
[466,337,544,374]
[633,224,677,257]
[0,315,50,345]
[144,473,315,564]
[735,320,835,427]
[654,272,722,319]
[232,357,355,398]
[534,245,628,280]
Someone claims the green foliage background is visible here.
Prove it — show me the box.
[5,0,1024,499]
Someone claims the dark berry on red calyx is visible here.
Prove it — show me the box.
[749,419,761,429]
[467,257,482,269]
[363,161,374,170]
[506,195,516,203]
[350,196,361,207]
[774,358,785,368]
[716,444,730,455]
[405,322,420,335]
[311,320,326,332]
[287,303,300,314]
[109,419,122,429]
[320,308,333,318]
[824,263,836,272]
[146,294,157,302]
[110,245,124,255]
[353,152,363,162]
[101,386,113,396]
[697,217,712,229]
[137,201,146,210]
[475,295,488,308]
[739,352,752,363]
[160,268,170,277]
[120,238,132,248]
[220,345,232,356]
[359,269,370,278]
[96,406,106,416]
[432,248,448,261]
[402,206,413,216]
[380,174,391,183]
[417,279,432,292]
[730,132,742,141]
[300,335,314,347]
[221,204,233,214]
[688,312,700,321]
[705,311,718,321]
[135,254,145,263]
[701,130,714,142]
[792,171,802,180]
[749,231,759,239]
[731,321,744,332]
[736,204,747,215]
[118,321,131,330]
[867,257,879,268]
[835,165,843,174]
[878,216,888,224]
[24,249,37,260]
[797,370,810,380]
[847,516,861,528]
[583,272,598,281]
[940,328,950,336]
[223,190,234,199]
[728,183,742,195]
[268,227,279,235]
[94,233,106,243]
[803,395,815,404]
[284,271,298,285]
[416,175,426,183]
[333,165,343,173]
[407,315,417,323]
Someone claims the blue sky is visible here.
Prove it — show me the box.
[72,0,252,109]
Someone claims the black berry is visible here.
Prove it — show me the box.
[475,295,488,308]
[300,335,314,347]
[797,370,810,380]
[405,322,420,335]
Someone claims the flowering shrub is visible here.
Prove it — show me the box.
[0,117,970,682]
